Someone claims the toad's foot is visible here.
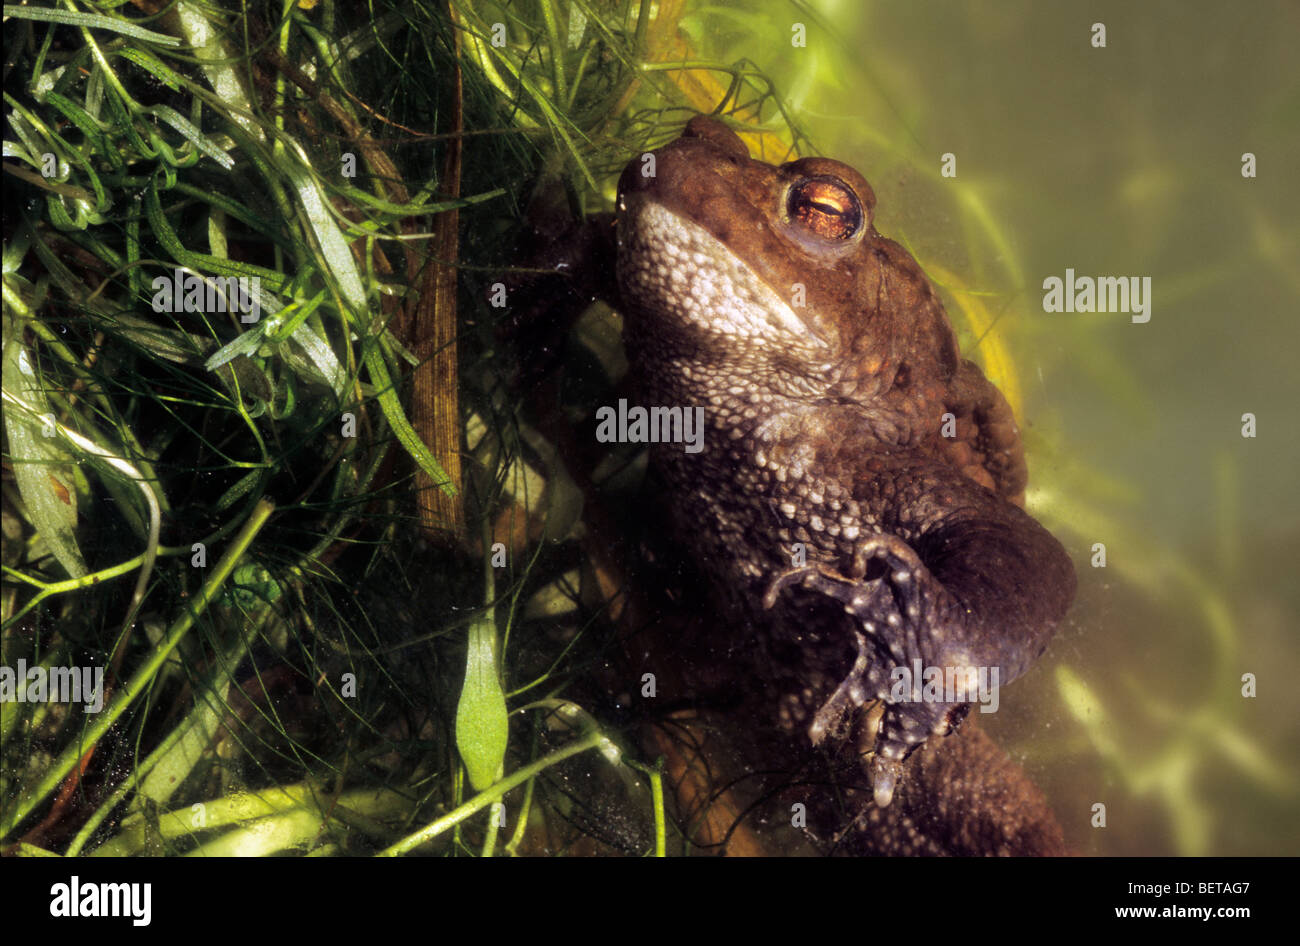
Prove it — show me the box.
[762,534,978,807]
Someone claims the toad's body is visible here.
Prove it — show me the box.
[613,117,1076,809]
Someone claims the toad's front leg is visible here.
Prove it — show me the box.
[764,459,1076,807]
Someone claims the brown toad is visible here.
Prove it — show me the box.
[613,115,1076,809]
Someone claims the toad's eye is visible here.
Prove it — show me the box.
[786,177,863,241]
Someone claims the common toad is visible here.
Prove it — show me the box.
[613,116,1076,812]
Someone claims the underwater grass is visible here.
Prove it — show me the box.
[1,0,676,856]
[2,0,818,859]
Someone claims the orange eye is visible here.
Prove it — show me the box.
[786,177,863,240]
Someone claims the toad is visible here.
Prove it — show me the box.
[612,116,1076,812]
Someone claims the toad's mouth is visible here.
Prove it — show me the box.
[615,194,830,352]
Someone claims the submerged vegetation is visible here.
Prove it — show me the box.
[1,0,804,857]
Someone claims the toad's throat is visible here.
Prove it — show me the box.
[616,196,829,351]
